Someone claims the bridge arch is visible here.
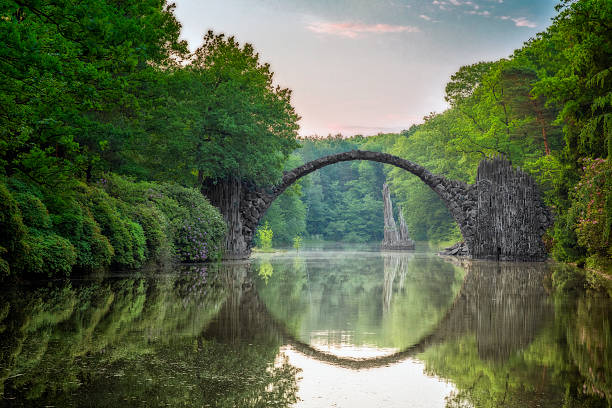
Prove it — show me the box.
[205,150,552,261]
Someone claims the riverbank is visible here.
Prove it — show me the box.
[0,174,226,278]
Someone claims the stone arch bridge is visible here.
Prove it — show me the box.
[203,151,553,261]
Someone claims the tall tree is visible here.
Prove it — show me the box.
[0,0,187,184]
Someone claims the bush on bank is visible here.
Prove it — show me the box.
[0,175,226,278]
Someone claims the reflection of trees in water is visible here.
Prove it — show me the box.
[266,257,558,370]
[0,263,300,408]
[422,260,612,408]
[437,260,553,362]
[563,295,612,405]
[5,256,607,407]
[257,252,464,351]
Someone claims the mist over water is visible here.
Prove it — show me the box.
[1,245,610,407]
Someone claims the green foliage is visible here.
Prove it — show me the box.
[99,174,226,263]
[256,222,274,250]
[85,187,146,269]
[12,192,51,230]
[0,174,225,277]
[296,135,385,243]
[569,158,611,258]
[259,154,307,245]
[293,236,302,251]
[25,232,77,276]
[154,182,227,261]
[0,0,187,183]
[0,181,28,276]
[47,188,114,272]
[531,0,612,163]
[134,31,300,186]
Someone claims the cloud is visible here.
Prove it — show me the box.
[511,17,537,28]
[419,14,432,21]
[448,0,462,5]
[467,10,490,16]
[306,21,420,38]
[500,15,510,20]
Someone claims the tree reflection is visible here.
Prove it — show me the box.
[256,252,465,353]
[0,263,300,407]
[420,261,612,408]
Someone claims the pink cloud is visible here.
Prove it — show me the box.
[419,14,432,21]
[511,17,537,28]
[306,21,420,38]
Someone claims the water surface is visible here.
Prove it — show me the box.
[1,246,610,407]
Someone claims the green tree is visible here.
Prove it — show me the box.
[0,0,187,183]
[256,222,274,250]
[148,31,301,187]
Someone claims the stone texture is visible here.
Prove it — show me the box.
[381,183,415,250]
[204,150,553,261]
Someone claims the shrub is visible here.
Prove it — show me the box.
[25,232,77,276]
[100,174,226,262]
[0,181,29,276]
[159,183,226,261]
[47,188,114,272]
[131,204,172,263]
[84,188,146,269]
[569,158,611,259]
[256,222,274,250]
[0,173,226,277]
[13,192,51,230]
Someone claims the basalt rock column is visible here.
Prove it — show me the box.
[472,156,553,261]
[381,183,415,250]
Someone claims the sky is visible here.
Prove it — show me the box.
[172,0,559,137]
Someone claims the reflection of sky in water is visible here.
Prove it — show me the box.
[308,330,400,357]
[256,249,464,406]
[280,346,455,408]
[256,248,465,351]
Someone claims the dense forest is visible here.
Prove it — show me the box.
[0,0,610,278]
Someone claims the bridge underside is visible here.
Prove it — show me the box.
[202,151,553,261]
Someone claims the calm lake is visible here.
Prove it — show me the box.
[1,244,610,407]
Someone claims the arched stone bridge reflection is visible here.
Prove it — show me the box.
[206,257,553,370]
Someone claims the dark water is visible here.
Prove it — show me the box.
[1,247,610,407]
